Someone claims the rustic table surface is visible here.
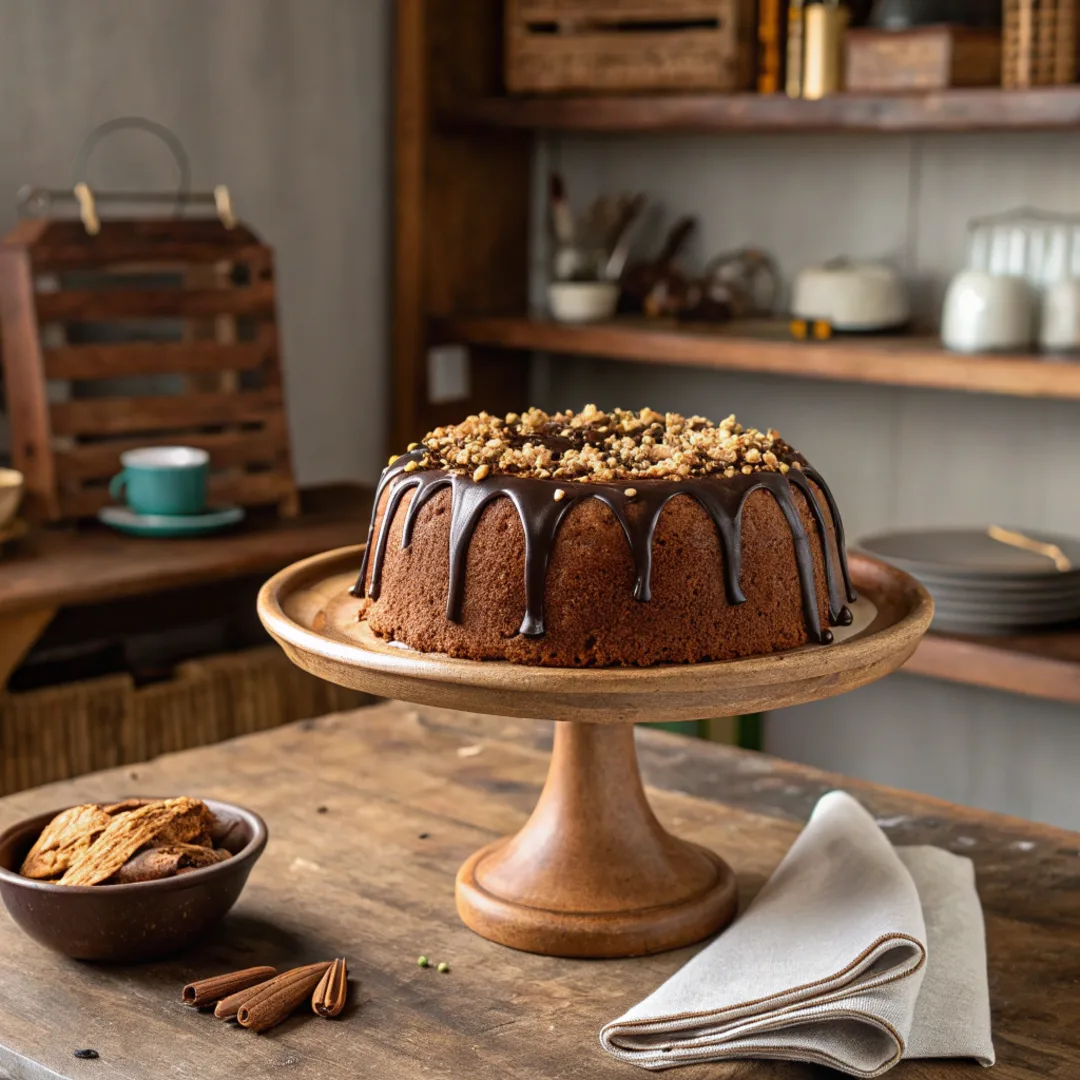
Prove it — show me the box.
[0,701,1076,1080]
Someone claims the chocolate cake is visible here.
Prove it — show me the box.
[353,406,855,667]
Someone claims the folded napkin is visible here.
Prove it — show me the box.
[601,791,994,1077]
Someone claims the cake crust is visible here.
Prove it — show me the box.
[360,480,840,666]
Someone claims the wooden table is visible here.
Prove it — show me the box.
[0,702,1077,1079]
[0,484,371,687]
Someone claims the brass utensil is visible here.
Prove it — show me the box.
[987,525,1072,572]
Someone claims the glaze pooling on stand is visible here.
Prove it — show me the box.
[353,447,855,645]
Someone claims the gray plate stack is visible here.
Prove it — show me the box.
[858,528,1080,635]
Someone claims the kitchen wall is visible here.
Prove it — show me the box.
[0,0,389,486]
[534,130,1080,830]
[2,2,1075,827]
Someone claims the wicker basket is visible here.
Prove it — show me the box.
[506,0,757,93]
[1003,0,1079,86]
[0,646,370,795]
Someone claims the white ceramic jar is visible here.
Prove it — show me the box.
[940,271,1035,353]
[791,261,909,331]
[1039,278,1080,353]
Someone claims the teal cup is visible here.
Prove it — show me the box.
[109,446,209,516]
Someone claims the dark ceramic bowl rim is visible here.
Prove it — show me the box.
[0,798,267,895]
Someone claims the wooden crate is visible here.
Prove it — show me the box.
[0,646,371,796]
[506,0,757,93]
[846,26,1002,91]
[0,217,300,523]
[1004,0,1079,86]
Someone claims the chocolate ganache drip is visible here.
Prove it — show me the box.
[352,432,856,645]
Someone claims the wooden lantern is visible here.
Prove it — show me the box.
[0,216,300,523]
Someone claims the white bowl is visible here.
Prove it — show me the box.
[941,271,1035,353]
[0,469,24,528]
[547,282,619,324]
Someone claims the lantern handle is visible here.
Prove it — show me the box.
[71,116,192,214]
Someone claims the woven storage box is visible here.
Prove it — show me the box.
[1003,0,1079,86]
[506,0,757,93]
[0,646,370,796]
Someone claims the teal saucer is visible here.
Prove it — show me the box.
[98,504,245,538]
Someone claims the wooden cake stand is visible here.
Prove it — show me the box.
[258,547,932,959]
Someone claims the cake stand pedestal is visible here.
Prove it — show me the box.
[258,548,931,958]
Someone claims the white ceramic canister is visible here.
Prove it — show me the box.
[941,270,1035,353]
[1039,278,1080,353]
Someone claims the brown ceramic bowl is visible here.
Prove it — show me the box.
[0,798,267,962]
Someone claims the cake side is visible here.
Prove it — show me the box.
[360,479,839,666]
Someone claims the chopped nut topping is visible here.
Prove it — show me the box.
[624,488,637,498]
[553,489,565,502]
[397,406,803,483]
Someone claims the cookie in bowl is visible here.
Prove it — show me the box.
[0,797,266,961]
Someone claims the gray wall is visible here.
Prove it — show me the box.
[0,0,389,485]
[535,131,1080,830]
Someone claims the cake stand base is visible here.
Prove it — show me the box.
[259,547,932,959]
[455,720,737,958]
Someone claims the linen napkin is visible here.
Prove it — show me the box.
[600,791,994,1077]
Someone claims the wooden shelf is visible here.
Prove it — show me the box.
[906,630,1080,705]
[0,483,373,618]
[443,87,1080,134]
[443,314,1080,401]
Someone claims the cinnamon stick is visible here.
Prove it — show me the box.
[312,957,347,1017]
[183,966,278,1008]
[235,963,333,1033]
[215,975,278,1020]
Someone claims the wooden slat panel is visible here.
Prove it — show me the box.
[4,220,268,270]
[34,280,276,321]
[28,242,270,271]
[23,219,263,246]
[42,339,273,380]
[58,468,297,519]
[50,388,284,436]
[209,469,299,507]
[52,420,290,482]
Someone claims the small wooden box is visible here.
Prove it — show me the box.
[506,0,758,94]
[845,26,1002,92]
